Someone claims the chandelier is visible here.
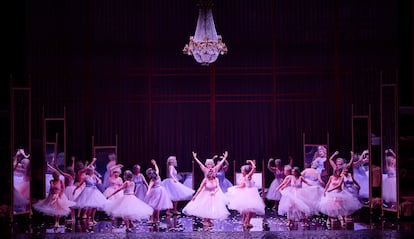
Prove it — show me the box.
[183,0,228,66]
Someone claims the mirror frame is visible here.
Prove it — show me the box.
[42,107,66,197]
[351,105,372,211]
[10,80,32,221]
[380,82,399,217]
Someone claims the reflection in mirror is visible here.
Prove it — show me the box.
[45,141,57,196]
[13,149,31,214]
[93,147,117,192]
[382,149,397,209]
[352,116,370,206]
[381,84,398,213]
[304,144,328,182]
[11,83,31,218]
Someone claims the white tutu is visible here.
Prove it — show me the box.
[65,185,83,201]
[266,178,283,200]
[226,186,265,215]
[103,194,153,220]
[382,175,397,202]
[278,187,313,220]
[33,193,76,216]
[134,182,148,201]
[103,186,124,200]
[161,178,194,201]
[73,186,107,209]
[353,166,369,199]
[319,190,362,217]
[145,179,173,211]
[13,187,29,207]
[183,180,229,220]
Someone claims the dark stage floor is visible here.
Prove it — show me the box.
[4,207,414,239]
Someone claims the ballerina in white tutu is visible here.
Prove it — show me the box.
[145,160,173,223]
[132,164,148,201]
[47,159,79,222]
[102,164,124,201]
[382,149,397,208]
[13,149,31,212]
[342,166,361,222]
[73,165,107,224]
[33,171,76,228]
[183,170,230,227]
[104,170,153,232]
[352,150,369,201]
[266,157,292,210]
[161,156,195,214]
[319,167,362,229]
[276,167,318,227]
[226,160,265,229]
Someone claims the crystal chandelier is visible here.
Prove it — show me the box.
[183,0,228,66]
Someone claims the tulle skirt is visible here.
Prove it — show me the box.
[354,167,369,198]
[319,190,362,217]
[134,183,148,201]
[13,187,29,206]
[65,185,83,201]
[161,178,194,201]
[266,178,283,200]
[33,193,76,216]
[183,189,230,220]
[278,187,313,220]
[226,186,265,215]
[73,186,107,209]
[382,176,397,202]
[103,186,124,200]
[144,186,173,211]
[103,194,153,220]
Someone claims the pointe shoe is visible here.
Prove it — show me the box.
[125,228,132,233]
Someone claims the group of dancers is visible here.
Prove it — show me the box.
[28,146,396,231]
[265,146,368,228]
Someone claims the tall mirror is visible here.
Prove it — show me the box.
[380,83,399,216]
[303,133,329,183]
[10,81,32,220]
[351,106,371,208]
[92,135,118,192]
[43,108,66,197]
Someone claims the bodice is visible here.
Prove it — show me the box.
[133,174,144,184]
[205,179,218,191]
[289,176,302,188]
[124,181,135,195]
[85,175,97,187]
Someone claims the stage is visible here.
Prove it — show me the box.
[5,207,414,239]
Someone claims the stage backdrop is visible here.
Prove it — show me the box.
[21,0,400,196]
